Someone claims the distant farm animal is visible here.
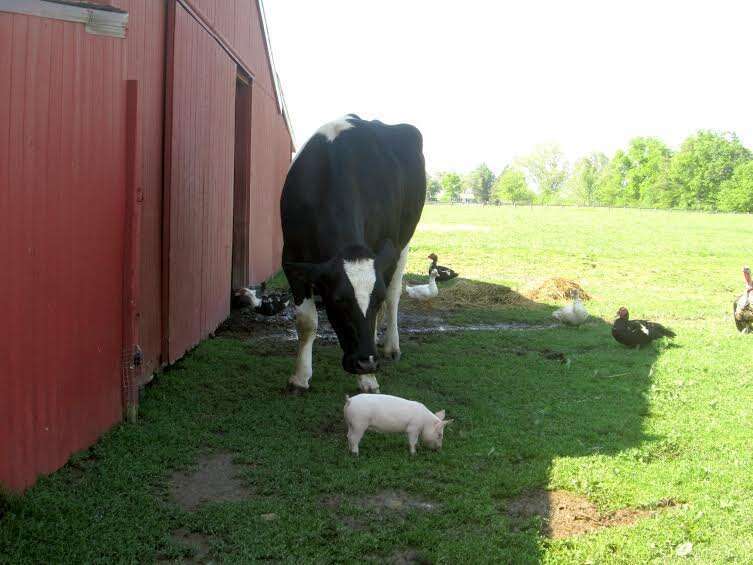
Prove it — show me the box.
[552,290,589,326]
[611,307,675,348]
[343,394,452,456]
[405,268,439,301]
[733,266,753,333]
[233,287,262,309]
[232,286,290,316]
[281,115,426,393]
[427,253,458,282]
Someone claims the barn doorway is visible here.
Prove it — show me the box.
[232,73,253,290]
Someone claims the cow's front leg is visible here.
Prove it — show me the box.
[382,245,408,361]
[289,298,317,390]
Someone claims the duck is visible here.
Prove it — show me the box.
[428,253,458,282]
[256,293,290,316]
[733,266,753,333]
[611,307,675,348]
[232,286,262,309]
[233,285,290,316]
[552,289,589,326]
[405,268,439,301]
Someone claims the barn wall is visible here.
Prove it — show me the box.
[184,0,276,95]
[0,12,127,491]
[108,0,168,380]
[165,4,236,363]
[247,88,291,282]
[182,0,291,285]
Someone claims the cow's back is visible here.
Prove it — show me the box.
[281,116,425,265]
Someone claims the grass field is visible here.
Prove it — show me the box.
[2,205,753,563]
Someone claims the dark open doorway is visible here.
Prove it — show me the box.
[232,73,252,290]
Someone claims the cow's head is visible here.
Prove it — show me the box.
[284,241,398,374]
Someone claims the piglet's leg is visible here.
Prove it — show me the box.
[407,428,420,456]
[347,426,365,456]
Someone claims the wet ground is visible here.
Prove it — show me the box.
[217,303,557,345]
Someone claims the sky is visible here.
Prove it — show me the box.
[263,0,753,175]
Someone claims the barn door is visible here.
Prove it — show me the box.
[163,4,237,363]
[232,74,253,290]
[0,9,128,490]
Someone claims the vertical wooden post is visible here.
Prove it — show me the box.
[123,79,143,423]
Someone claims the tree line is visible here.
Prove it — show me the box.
[427,130,753,212]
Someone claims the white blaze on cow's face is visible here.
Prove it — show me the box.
[343,258,376,317]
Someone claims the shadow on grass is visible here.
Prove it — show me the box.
[387,276,661,562]
[0,278,662,564]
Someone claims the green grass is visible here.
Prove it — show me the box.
[3,205,753,563]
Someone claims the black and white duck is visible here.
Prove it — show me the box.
[733,266,753,333]
[232,286,262,309]
[611,307,675,348]
[427,253,458,282]
[233,284,290,316]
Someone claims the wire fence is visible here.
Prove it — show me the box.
[423,200,752,215]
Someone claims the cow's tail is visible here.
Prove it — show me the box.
[344,394,351,406]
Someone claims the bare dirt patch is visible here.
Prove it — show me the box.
[217,294,556,350]
[160,528,213,564]
[168,452,251,511]
[526,278,592,302]
[367,549,432,564]
[324,490,437,531]
[217,306,295,338]
[506,489,671,539]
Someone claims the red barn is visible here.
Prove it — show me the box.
[0,0,294,491]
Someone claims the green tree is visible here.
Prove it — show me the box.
[466,163,496,204]
[669,130,752,210]
[426,174,441,201]
[595,138,673,207]
[439,172,463,202]
[494,167,533,204]
[515,143,568,203]
[565,152,609,206]
[717,161,753,212]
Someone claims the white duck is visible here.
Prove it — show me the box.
[552,289,589,326]
[233,287,261,309]
[405,268,439,301]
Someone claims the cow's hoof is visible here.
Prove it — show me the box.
[381,346,401,362]
[357,374,380,393]
[285,382,309,395]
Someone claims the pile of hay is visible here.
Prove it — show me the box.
[526,278,591,301]
[429,279,526,308]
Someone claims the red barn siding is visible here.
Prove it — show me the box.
[1,0,292,491]
[247,88,291,282]
[164,5,236,363]
[0,13,127,491]
[185,0,277,104]
[107,0,168,380]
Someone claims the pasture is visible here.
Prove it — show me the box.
[2,205,753,563]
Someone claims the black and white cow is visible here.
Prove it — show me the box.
[281,115,426,393]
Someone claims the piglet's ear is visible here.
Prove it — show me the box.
[442,419,454,427]
[434,409,446,420]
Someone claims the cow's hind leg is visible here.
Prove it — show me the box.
[382,245,408,361]
[289,298,317,390]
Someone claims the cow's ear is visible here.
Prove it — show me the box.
[374,239,398,276]
[283,260,332,286]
